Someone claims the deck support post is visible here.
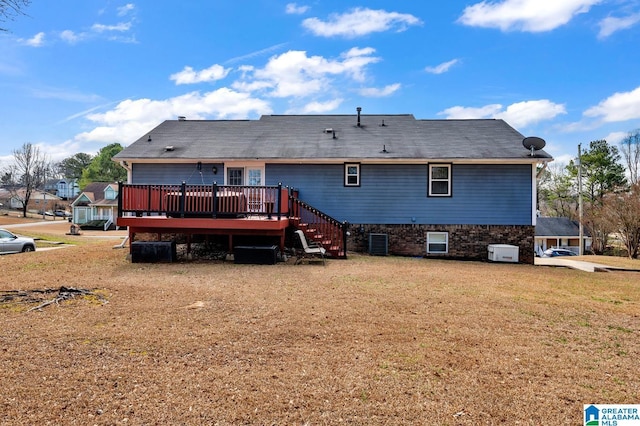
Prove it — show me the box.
[179,182,186,218]
[276,183,282,221]
[212,182,218,218]
[342,221,349,259]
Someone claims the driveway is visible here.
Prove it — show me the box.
[535,256,638,272]
[1,220,128,240]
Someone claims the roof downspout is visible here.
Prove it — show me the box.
[120,160,132,184]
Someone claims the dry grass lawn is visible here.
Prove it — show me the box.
[1,216,639,424]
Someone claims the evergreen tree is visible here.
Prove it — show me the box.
[79,143,127,188]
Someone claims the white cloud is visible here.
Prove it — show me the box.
[458,0,602,32]
[62,46,388,152]
[302,7,422,38]
[439,104,503,119]
[598,13,640,38]
[439,99,566,128]
[233,48,380,98]
[91,22,132,33]
[20,32,46,47]
[425,59,459,75]
[59,30,84,44]
[170,65,231,85]
[75,89,272,146]
[496,100,567,127]
[584,86,640,122]
[285,3,309,15]
[299,99,344,114]
[118,4,136,17]
[603,131,628,145]
[358,83,401,97]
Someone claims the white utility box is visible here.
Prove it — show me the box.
[488,244,519,263]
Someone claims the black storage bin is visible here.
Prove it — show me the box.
[131,241,177,263]
[234,245,278,265]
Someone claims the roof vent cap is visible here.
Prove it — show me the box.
[164,145,175,151]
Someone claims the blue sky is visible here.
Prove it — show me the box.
[1,0,640,169]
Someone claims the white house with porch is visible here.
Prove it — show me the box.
[71,182,118,230]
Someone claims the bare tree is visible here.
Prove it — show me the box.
[538,162,578,218]
[601,184,640,259]
[3,143,50,217]
[0,0,31,31]
[620,129,640,185]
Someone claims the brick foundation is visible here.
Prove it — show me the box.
[347,224,535,264]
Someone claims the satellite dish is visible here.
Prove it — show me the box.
[522,136,546,156]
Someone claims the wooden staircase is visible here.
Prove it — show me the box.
[289,195,348,259]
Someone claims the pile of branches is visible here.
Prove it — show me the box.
[0,286,108,312]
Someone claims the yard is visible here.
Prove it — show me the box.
[1,216,639,424]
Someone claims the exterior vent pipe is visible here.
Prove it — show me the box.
[357,106,361,127]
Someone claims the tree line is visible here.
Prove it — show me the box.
[538,130,640,258]
[1,143,127,218]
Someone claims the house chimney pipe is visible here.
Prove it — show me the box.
[357,106,361,127]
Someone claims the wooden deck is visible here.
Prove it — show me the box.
[117,183,348,259]
[117,215,291,254]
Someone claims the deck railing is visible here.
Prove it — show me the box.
[289,194,348,258]
[118,182,288,219]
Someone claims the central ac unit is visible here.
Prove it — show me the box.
[369,233,388,256]
[488,244,519,263]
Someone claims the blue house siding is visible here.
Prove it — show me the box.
[128,162,532,226]
[131,163,224,185]
[266,163,532,225]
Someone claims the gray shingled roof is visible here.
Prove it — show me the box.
[536,217,591,237]
[114,114,553,162]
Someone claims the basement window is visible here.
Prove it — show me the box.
[427,232,449,254]
[344,163,360,187]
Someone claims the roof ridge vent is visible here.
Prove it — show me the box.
[178,116,186,121]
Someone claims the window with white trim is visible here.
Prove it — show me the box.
[344,163,360,187]
[227,168,243,186]
[427,232,449,254]
[428,164,451,196]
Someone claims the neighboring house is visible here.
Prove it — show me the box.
[0,188,10,209]
[56,179,80,200]
[71,182,119,228]
[113,111,553,263]
[9,188,62,213]
[535,217,592,255]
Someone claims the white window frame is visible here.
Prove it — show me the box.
[428,164,451,197]
[223,162,265,186]
[426,232,449,254]
[344,163,360,187]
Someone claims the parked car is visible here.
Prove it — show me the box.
[542,248,577,257]
[0,229,36,254]
[54,210,71,217]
